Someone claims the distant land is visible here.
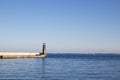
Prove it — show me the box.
[47,53,120,54]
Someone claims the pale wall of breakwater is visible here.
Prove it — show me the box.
[0,52,39,55]
[0,52,46,59]
[0,43,46,59]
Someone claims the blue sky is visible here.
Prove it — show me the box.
[0,0,120,53]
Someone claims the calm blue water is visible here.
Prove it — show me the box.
[0,53,120,80]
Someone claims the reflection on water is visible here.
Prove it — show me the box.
[42,58,46,79]
[0,58,47,80]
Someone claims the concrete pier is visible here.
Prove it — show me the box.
[0,43,46,59]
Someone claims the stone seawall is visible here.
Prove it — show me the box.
[0,52,46,59]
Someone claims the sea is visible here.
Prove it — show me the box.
[0,53,120,80]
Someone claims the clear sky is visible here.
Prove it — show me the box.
[0,0,120,53]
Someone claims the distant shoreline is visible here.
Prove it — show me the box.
[47,53,120,55]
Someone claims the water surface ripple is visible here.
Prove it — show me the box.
[0,54,120,80]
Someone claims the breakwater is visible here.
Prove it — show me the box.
[0,43,46,59]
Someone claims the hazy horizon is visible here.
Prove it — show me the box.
[0,0,120,53]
